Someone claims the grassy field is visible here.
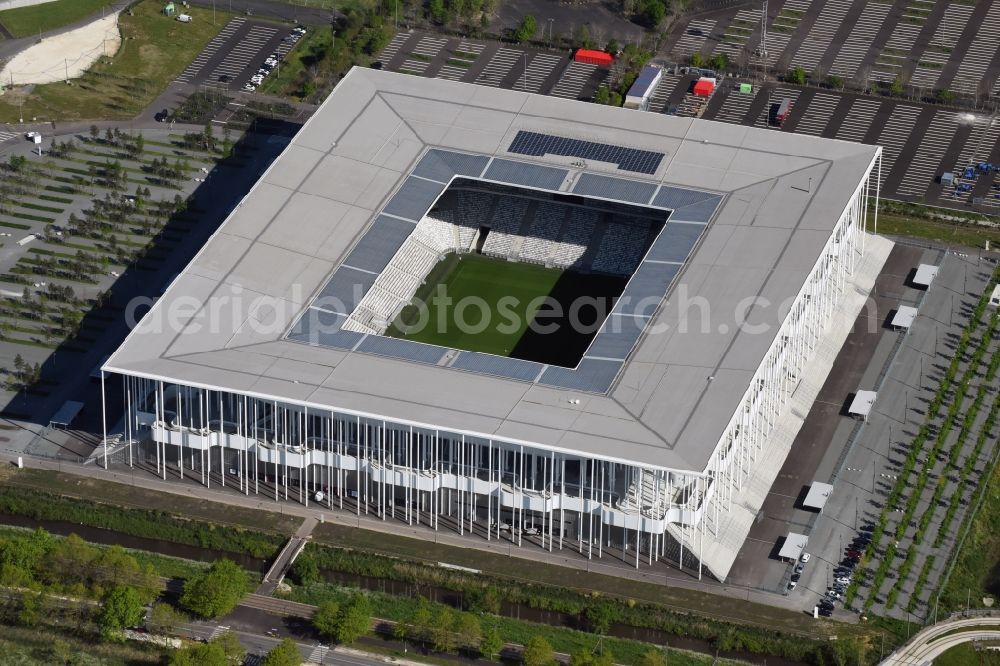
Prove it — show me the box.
[933,641,1000,665]
[0,466,302,536]
[310,521,879,642]
[938,457,1000,611]
[0,0,231,121]
[0,625,167,665]
[0,0,114,37]
[388,253,562,356]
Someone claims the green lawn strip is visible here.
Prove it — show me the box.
[1,467,302,537]
[38,194,74,204]
[0,220,32,230]
[15,201,65,214]
[935,399,1000,611]
[285,582,760,666]
[877,210,1000,248]
[258,26,332,98]
[0,0,114,37]
[0,485,284,560]
[0,0,235,122]
[930,641,1000,666]
[8,210,55,223]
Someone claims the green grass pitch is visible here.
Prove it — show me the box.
[387,254,562,357]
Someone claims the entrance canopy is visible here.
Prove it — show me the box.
[50,400,83,429]
[849,390,877,420]
[891,305,918,330]
[913,264,938,288]
[779,532,808,561]
[803,481,833,511]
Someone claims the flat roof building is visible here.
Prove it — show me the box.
[103,68,892,581]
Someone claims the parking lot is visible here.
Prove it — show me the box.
[378,30,608,102]
[173,16,297,93]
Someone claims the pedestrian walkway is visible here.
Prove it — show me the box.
[256,515,318,596]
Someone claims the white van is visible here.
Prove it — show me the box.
[176,14,192,22]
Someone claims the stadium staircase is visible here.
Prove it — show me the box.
[669,235,895,581]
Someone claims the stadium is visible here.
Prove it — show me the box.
[102,68,892,581]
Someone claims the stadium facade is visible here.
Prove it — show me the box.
[103,68,891,581]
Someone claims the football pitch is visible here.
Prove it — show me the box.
[387,253,627,366]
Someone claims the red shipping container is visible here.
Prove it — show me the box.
[693,78,716,97]
[574,49,614,67]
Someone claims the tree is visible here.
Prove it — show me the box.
[640,0,666,27]
[98,585,145,641]
[179,559,248,619]
[480,624,503,660]
[89,125,99,141]
[605,38,620,55]
[514,14,536,42]
[212,631,246,665]
[135,133,145,156]
[411,597,433,644]
[170,642,228,666]
[334,593,370,644]
[889,74,903,96]
[709,52,729,72]
[262,637,301,666]
[454,613,482,650]
[522,636,554,666]
[935,88,955,104]
[290,552,319,586]
[147,602,184,639]
[584,602,616,634]
[788,66,806,85]
[577,23,591,49]
[828,75,844,90]
[571,650,614,666]
[428,0,446,23]
[430,606,456,653]
[312,600,340,641]
[690,52,704,68]
[594,86,611,105]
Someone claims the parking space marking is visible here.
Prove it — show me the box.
[754,87,800,129]
[909,4,974,90]
[511,52,562,93]
[379,32,410,63]
[550,61,599,99]
[950,3,1000,95]
[438,41,483,81]
[828,1,891,80]
[476,47,522,87]
[0,131,17,144]
[896,112,960,198]
[834,98,880,143]
[207,25,278,85]
[793,92,840,136]
[399,34,447,76]
[762,0,811,67]
[674,19,716,57]
[714,9,760,59]
[175,17,245,83]
[870,22,923,84]
[789,0,852,72]
[710,85,755,124]
[873,105,921,188]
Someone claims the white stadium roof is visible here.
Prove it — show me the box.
[105,67,880,473]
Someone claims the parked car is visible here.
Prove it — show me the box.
[827,590,840,600]
[795,563,805,574]
[791,573,801,582]
[835,576,851,585]
[800,552,811,563]
[787,580,797,590]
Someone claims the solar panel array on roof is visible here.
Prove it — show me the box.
[342,215,413,273]
[413,149,490,183]
[287,317,363,350]
[356,336,448,365]
[539,358,623,392]
[653,185,718,209]
[573,173,658,204]
[616,262,682,317]
[483,159,567,190]
[450,353,543,382]
[671,196,722,223]
[585,316,645,361]
[509,130,664,175]
[382,176,448,221]
[646,222,705,263]
[316,267,377,313]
